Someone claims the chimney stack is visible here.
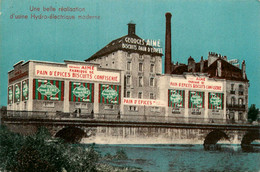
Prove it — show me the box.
[188,56,195,72]
[128,21,136,35]
[165,12,172,74]
[217,60,222,77]
[200,56,204,73]
[242,60,246,79]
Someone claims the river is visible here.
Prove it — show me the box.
[86,144,260,172]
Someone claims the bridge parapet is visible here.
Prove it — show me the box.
[1,110,252,125]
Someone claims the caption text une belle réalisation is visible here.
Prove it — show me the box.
[10,6,100,20]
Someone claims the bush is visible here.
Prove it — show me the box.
[0,126,99,172]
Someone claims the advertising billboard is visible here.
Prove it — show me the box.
[168,89,185,108]
[33,79,64,101]
[69,82,94,102]
[99,84,121,104]
[188,91,205,108]
[208,92,224,109]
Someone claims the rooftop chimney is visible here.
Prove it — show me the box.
[165,12,172,74]
[188,56,195,72]
[128,21,136,35]
[242,60,246,79]
[200,56,204,73]
[217,60,222,77]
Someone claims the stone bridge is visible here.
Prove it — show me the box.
[1,115,259,151]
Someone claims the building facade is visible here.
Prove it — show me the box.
[8,60,124,116]
[7,20,249,123]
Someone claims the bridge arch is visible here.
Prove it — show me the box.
[55,126,86,143]
[203,130,229,150]
[241,130,260,151]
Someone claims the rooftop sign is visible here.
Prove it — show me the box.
[122,37,163,54]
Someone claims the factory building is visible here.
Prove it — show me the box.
[7,60,124,116]
[7,13,249,122]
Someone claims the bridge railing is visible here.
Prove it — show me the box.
[1,110,250,125]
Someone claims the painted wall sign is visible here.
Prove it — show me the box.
[33,79,64,101]
[35,64,120,83]
[208,92,224,109]
[123,98,166,107]
[9,71,28,83]
[69,82,94,102]
[8,86,13,104]
[122,37,163,53]
[99,84,121,104]
[170,76,223,92]
[14,83,21,103]
[22,79,29,101]
[189,91,205,108]
[168,89,185,108]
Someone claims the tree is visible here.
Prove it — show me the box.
[248,104,259,122]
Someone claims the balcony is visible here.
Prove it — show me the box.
[238,91,244,95]
[227,104,246,111]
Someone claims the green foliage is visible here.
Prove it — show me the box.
[104,149,128,160]
[0,126,139,172]
[0,126,100,172]
[248,104,259,122]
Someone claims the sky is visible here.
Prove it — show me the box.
[0,0,259,107]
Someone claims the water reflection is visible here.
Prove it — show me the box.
[87,144,260,172]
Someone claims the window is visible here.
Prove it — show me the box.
[238,112,243,121]
[43,102,54,108]
[212,109,220,113]
[104,105,114,110]
[231,97,236,105]
[151,107,160,112]
[75,103,81,108]
[231,84,234,90]
[191,108,201,115]
[82,103,88,109]
[126,91,131,98]
[24,101,27,109]
[129,106,138,112]
[239,85,244,95]
[150,64,155,73]
[139,63,143,72]
[127,61,131,70]
[230,84,235,94]
[139,77,143,87]
[126,75,131,85]
[172,108,181,114]
[238,98,243,106]
[150,93,154,99]
[150,77,154,86]
[138,92,143,99]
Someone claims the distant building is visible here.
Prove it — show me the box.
[7,14,249,123]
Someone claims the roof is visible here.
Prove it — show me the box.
[172,58,248,82]
[85,34,163,61]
